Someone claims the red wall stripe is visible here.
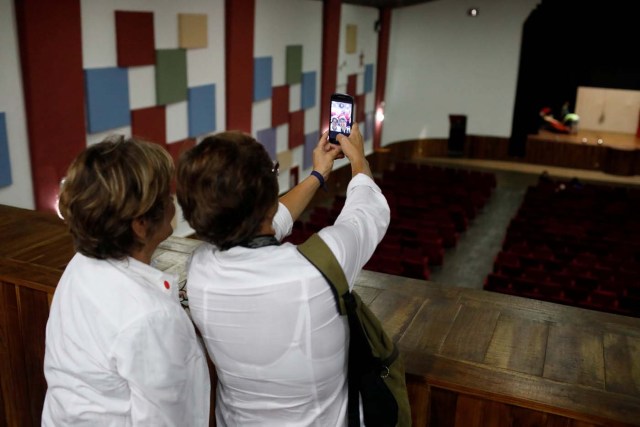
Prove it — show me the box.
[225,0,255,132]
[320,0,341,134]
[374,7,391,149]
[15,0,86,212]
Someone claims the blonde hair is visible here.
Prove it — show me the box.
[58,136,174,259]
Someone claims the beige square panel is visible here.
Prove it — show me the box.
[277,150,293,171]
[345,24,357,54]
[179,14,208,49]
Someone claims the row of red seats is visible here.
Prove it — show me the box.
[486,177,640,318]
[286,163,496,282]
[369,163,495,280]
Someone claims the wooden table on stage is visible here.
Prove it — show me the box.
[526,130,640,176]
[1,204,639,426]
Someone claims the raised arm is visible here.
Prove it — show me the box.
[279,130,342,221]
[317,123,390,287]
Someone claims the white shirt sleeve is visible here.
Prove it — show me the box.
[111,310,209,426]
[273,202,293,240]
[318,173,390,289]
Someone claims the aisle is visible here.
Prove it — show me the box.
[428,169,537,289]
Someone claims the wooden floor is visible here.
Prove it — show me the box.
[1,202,640,425]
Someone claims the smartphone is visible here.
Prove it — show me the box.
[328,93,354,144]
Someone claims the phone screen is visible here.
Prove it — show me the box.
[329,96,353,143]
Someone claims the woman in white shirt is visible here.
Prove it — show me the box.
[42,136,210,426]
[177,123,389,426]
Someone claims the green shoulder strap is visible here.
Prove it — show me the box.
[297,233,348,316]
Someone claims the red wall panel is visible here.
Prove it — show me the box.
[131,106,167,145]
[320,0,341,134]
[272,85,290,127]
[15,0,86,212]
[288,110,304,149]
[374,7,391,149]
[356,94,366,124]
[166,138,196,193]
[115,11,155,67]
[346,74,357,98]
[225,0,254,132]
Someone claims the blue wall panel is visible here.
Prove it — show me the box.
[303,131,318,170]
[85,67,130,133]
[188,84,216,137]
[0,113,12,187]
[256,127,277,160]
[301,71,316,109]
[364,64,374,94]
[254,57,273,102]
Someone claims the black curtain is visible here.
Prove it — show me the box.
[509,0,640,157]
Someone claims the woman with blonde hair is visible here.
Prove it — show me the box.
[42,136,210,426]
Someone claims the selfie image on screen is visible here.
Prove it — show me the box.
[329,101,352,142]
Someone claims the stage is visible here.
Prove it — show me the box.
[526,130,640,176]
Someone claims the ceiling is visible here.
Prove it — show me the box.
[319,0,437,9]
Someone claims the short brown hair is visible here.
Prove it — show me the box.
[176,132,278,250]
[58,136,174,259]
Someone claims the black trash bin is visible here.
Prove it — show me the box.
[448,114,466,157]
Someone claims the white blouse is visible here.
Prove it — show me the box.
[187,174,390,426]
[42,253,210,426]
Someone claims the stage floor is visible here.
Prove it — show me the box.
[415,156,640,186]
[529,129,640,151]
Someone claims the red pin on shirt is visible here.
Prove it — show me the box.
[164,281,170,289]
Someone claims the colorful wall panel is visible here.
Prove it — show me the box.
[188,84,216,138]
[85,67,131,133]
[6,0,380,222]
[131,106,166,144]
[178,14,208,49]
[364,63,374,93]
[286,45,303,85]
[254,57,273,102]
[156,49,188,105]
[272,85,290,127]
[288,110,305,149]
[303,131,317,170]
[256,127,277,160]
[115,11,155,67]
[301,71,317,110]
[0,113,11,187]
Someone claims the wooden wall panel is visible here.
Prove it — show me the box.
[18,287,49,425]
[453,394,484,427]
[406,375,429,427]
[428,387,457,427]
[0,282,32,426]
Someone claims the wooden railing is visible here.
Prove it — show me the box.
[2,171,640,426]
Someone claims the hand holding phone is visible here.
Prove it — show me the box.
[328,93,354,144]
